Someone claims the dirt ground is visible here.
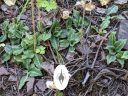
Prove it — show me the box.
[0,0,128,96]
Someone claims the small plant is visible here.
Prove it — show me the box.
[100,5,119,31]
[0,18,46,89]
[41,10,89,52]
[50,20,81,52]
[56,91,64,96]
[71,10,89,28]
[37,0,57,12]
[0,18,29,42]
[93,5,124,35]
[106,32,128,67]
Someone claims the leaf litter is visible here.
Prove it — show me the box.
[0,0,128,96]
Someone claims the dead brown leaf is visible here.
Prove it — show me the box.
[27,78,35,95]
[117,20,128,49]
[114,0,128,4]
[84,2,95,11]
[66,52,75,61]
[0,67,9,76]
[41,61,54,76]
[35,79,47,92]
[61,10,70,19]
[8,75,17,81]
[75,1,95,11]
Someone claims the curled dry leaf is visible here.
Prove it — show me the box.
[0,43,5,47]
[84,2,95,11]
[114,0,128,4]
[3,0,16,6]
[75,0,85,8]
[32,94,38,96]
[75,1,95,11]
[62,10,70,19]
[96,7,106,14]
[46,81,57,89]
[99,0,111,6]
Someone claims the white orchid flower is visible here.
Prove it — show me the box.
[46,65,71,90]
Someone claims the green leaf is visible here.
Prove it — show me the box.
[37,21,44,32]
[37,0,57,12]
[14,55,23,62]
[72,10,89,28]
[108,32,116,45]
[59,40,70,48]
[59,29,68,39]
[111,15,125,20]
[42,32,51,41]
[18,73,29,89]
[50,37,59,49]
[36,46,45,54]
[106,5,118,15]
[66,18,73,28]
[12,45,23,55]
[0,35,7,42]
[116,51,124,59]
[33,54,42,68]
[22,50,35,59]
[56,91,64,96]
[122,51,128,59]
[106,54,116,64]
[114,39,127,52]
[2,53,11,63]
[22,59,31,69]
[21,34,33,48]
[116,51,125,67]
[100,16,110,30]
[29,64,42,77]
[68,30,81,46]
[51,20,61,32]
[4,45,12,55]
[106,45,115,55]
[117,59,125,68]
[23,26,29,31]
[69,46,75,53]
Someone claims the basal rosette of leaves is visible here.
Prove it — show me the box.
[106,32,128,68]
[92,5,124,35]
[0,18,45,89]
[40,10,89,52]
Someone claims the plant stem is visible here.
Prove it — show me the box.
[19,0,30,17]
[81,9,85,30]
[49,43,58,64]
[56,50,64,65]
[31,0,36,52]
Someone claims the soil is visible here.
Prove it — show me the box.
[0,0,128,96]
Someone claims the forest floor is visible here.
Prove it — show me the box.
[0,0,128,96]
